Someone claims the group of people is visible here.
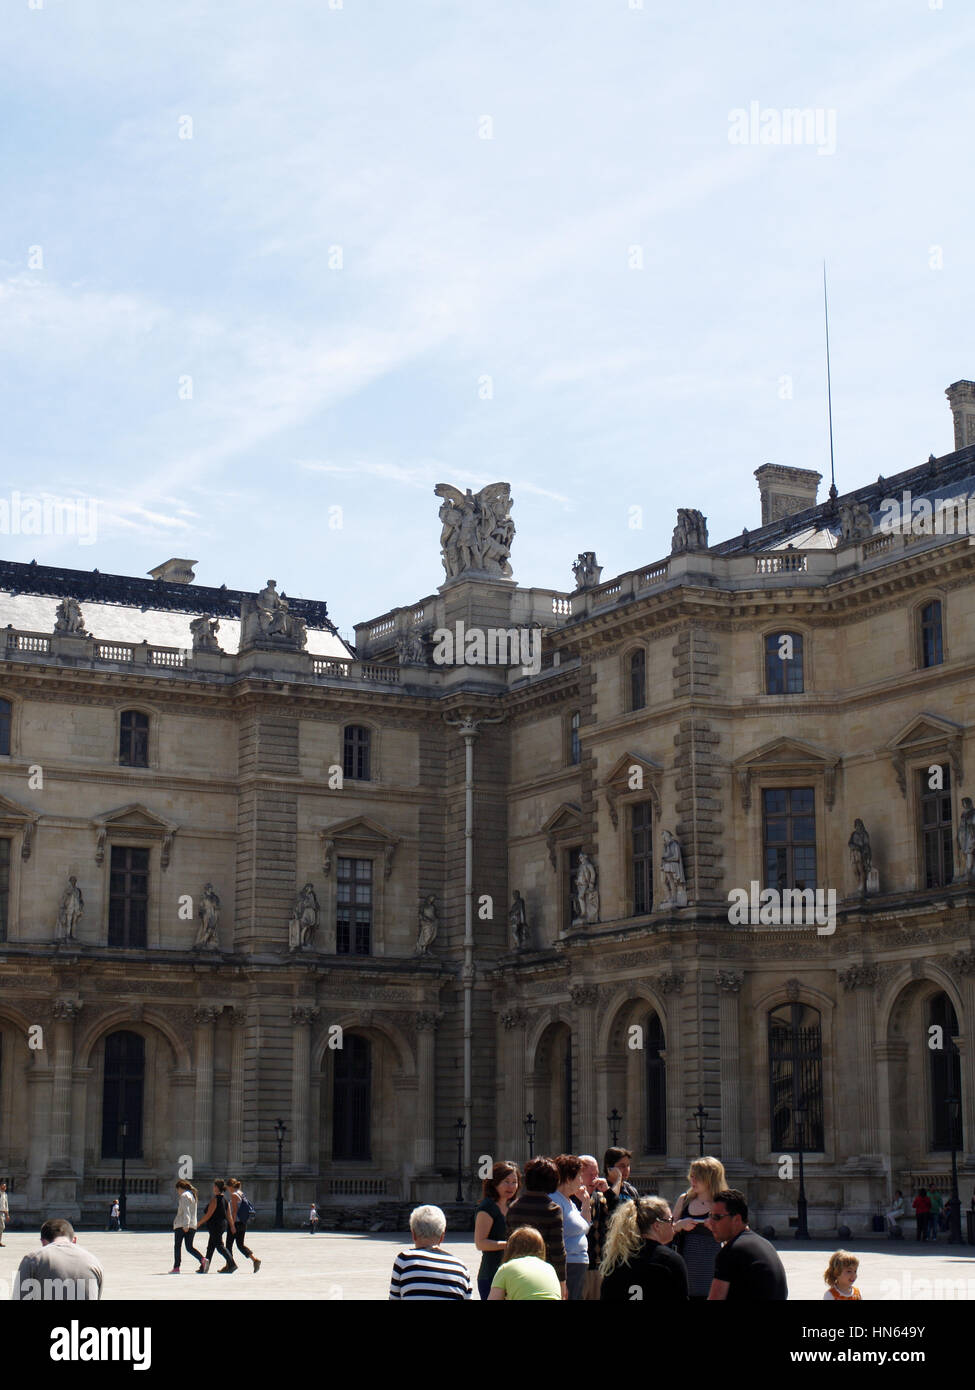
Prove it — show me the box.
[390,1148,794,1300]
[885,1187,967,1240]
[170,1178,261,1274]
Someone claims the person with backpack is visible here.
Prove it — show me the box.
[226,1178,261,1272]
[197,1179,237,1273]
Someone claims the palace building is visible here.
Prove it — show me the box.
[2,380,975,1232]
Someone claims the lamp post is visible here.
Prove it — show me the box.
[946,1094,962,1244]
[794,1104,810,1240]
[523,1113,536,1161]
[118,1119,128,1231]
[608,1109,622,1145]
[693,1104,708,1157]
[274,1118,287,1230]
[455,1118,466,1203]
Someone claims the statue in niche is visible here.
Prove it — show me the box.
[55,876,84,942]
[670,508,709,555]
[435,482,514,579]
[571,853,599,926]
[848,819,873,895]
[415,895,439,955]
[660,830,688,908]
[189,615,222,653]
[958,797,975,882]
[571,552,602,590]
[196,883,221,948]
[54,597,87,635]
[508,890,530,950]
[289,883,320,951]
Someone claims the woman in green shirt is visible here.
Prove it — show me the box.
[488,1227,562,1300]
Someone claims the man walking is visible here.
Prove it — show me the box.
[0,1180,8,1245]
[12,1219,103,1300]
[706,1189,788,1300]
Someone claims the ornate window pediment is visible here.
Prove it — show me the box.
[319,816,400,878]
[0,791,40,861]
[602,751,663,828]
[887,713,963,797]
[734,737,840,812]
[541,802,582,870]
[92,803,179,869]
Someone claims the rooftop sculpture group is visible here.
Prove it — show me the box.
[435,483,514,580]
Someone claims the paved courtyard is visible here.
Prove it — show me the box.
[2,1230,974,1300]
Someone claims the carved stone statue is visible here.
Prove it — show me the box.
[838,501,873,544]
[509,890,529,950]
[435,483,514,580]
[289,883,320,951]
[571,853,599,926]
[671,508,709,555]
[55,876,84,942]
[190,615,222,653]
[196,883,221,948]
[239,579,308,650]
[957,797,975,882]
[415,895,439,955]
[571,552,602,590]
[256,580,291,636]
[660,830,688,908]
[54,597,87,636]
[848,819,873,895]
[396,626,428,666]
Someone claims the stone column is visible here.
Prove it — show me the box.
[715,972,742,1162]
[949,953,975,1158]
[226,1008,245,1171]
[414,1011,441,1172]
[193,1006,221,1169]
[660,975,685,1165]
[569,984,598,1153]
[838,965,882,1158]
[500,1009,528,1156]
[48,999,83,1171]
[290,1006,319,1169]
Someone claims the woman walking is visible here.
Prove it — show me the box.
[169,1180,204,1273]
[474,1161,520,1301]
[226,1178,261,1272]
[599,1196,689,1301]
[672,1156,726,1300]
[197,1179,237,1273]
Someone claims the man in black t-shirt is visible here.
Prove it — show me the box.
[706,1189,788,1300]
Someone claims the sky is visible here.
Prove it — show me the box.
[2,0,974,641]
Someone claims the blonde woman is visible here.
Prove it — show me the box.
[672,1156,727,1300]
[170,1180,204,1273]
[598,1196,688,1301]
[488,1226,561,1300]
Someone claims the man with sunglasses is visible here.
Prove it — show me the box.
[706,1189,788,1300]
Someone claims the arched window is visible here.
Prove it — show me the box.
[629,650,646,712]
[342,725,371,781]
[333,1034,371,1160]
[765,632,804,694]
[929,993,962,1151]
[568,711,581,766]
[920,601,944,669]
[0,698,11,756]
[768,1003,823,1152]
[101,1030,145,1159]
[119,710,149,767]
[645,1012,666,1153]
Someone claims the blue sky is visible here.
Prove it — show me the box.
[2,0,973,639]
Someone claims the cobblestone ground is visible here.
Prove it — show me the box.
[2,1231,974,1300]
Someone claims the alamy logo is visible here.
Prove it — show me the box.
[728,102,837,156]
[878,489,975,537]
[0,491,98,545]
[727,881,836,935]
[431,620,541,675]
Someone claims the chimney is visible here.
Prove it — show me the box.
[754,465,822,527]
[946,380,975,451]
[148,558,197,585]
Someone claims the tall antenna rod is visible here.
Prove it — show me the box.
[823,261,838,508]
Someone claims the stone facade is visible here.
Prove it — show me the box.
[2,419,975,1233]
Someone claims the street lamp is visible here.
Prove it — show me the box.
[693,1103,708,1157]
[523,1113,536,1161]
[118,1119,128,1231]
[455,1118,466,1203]
[946,1094,963,1244]
[608,1108,622,1145]
[794,1104,810,1240]
[274,1118,287,1230]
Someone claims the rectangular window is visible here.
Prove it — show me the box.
[119,711,149,767]
[763,787,816,891]
[108,846,149,947]
[920,766,953,888]
[342,726,371,781]
[0,699,11,756]
[569,712,581,766]
[336,857,372,955]
[920,601,943,669]
[765,633,804,694]
[630,651,646,711]
[0,837,9,942]
[565,847,581,931]
[631,802,653,915]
